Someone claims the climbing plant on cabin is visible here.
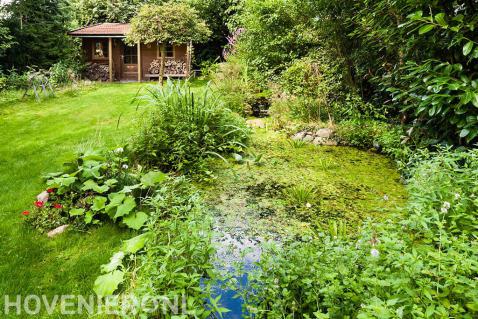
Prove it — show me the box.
[126,2,211,84]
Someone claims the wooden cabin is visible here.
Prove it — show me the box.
[68,23,192,82]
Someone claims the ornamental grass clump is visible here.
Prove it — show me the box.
[131,80,250,174]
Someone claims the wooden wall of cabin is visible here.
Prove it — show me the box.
[81,38,188,81]
[139,42,188,80]
[81,38,121,80]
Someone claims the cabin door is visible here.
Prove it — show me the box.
[121,44,138,81]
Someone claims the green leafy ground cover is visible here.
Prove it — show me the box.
[202,124,407,239]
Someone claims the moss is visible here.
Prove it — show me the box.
[200,122,407,237]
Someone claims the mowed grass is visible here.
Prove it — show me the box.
[0,82,161,316]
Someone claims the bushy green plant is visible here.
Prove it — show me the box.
[94,178,225,318]
[3,69,28,91]
[211,58,258,115]
[280,53,345,122]
[24,148,167,233]
[242,148,478,318]
[335,119,390,149]
[131,80,250,174]
[49,60,81,87]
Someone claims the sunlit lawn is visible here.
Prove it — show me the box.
[0,81,205,317]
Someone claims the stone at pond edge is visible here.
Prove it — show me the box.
[303,135,315,142]
[47,225,69,238]
[293,128,337,146]
[292,132,306,140]
[316,128,334,139]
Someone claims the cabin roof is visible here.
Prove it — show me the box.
[68,23,131,38]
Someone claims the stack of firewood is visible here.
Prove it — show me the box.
[148,59,187,75]
[85,63,110,81]
[148,60,161,74]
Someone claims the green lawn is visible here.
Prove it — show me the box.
[0,83,151,316]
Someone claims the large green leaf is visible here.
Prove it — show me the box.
[92,196,107,211]
[434,13,447,27]
[419,24,435,35]
[69,208,85,216]
[84,211,95,224]
[93,270,124,297]
[114,196,136,218]
[123,212,149,230]
[100,251,125,273]
[463,41,474,56]
[141,171,167,187]
[122,233,149,254]
[106,193,126,212]
[82,180,109,194]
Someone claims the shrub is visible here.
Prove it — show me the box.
[3,69,28,91]
[93,178,225,317]
[335,119,390,149]
[242,148,478,318]
[49,60,81,87]
[210,58,256,115]
[24,148,167,233]
[131,80,250,174]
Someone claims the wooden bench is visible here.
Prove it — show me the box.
[145,73,187,80]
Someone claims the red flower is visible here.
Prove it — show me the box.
[53,203,62,209]
[47,188,55,193]
[22,211,30,216]
[34,201,44,208]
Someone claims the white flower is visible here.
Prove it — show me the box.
[370,248,380,257]
[122,164,129,169]
[114,147,124,154]
[441,201,451,214]
[454,193,461,200]
[383,195,389,201]
[305,203,312,208]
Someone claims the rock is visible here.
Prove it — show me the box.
[313,137,324,145]
[246,119,266,128]
[47,225,69,238]
[303,134,315,142]
[37,191,49,204]
[316,128,334,139]
[292,131,306,140]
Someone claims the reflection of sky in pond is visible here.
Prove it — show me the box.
[208,225,263,318]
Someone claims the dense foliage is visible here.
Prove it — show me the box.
[0,0,74,71]
[131,80,250,174]
[232,0,478,144]
[93,178,225,317]
[26,149,166,232]
[243,148,478,318]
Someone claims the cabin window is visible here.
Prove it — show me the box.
[158,43,174,58]
[92,40,109,59]
[123,45,138,64]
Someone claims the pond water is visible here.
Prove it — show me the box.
[208,225,263,318]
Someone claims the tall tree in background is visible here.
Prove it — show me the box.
[72,0,141,26]
[126,2,210,84]
[186,0,236,63]
[1,0,73,70]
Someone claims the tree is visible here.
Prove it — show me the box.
[0,26,15,63]
[126,2,211,84]
[0,0,73,71]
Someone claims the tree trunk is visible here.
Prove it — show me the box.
[160,43,166,86]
